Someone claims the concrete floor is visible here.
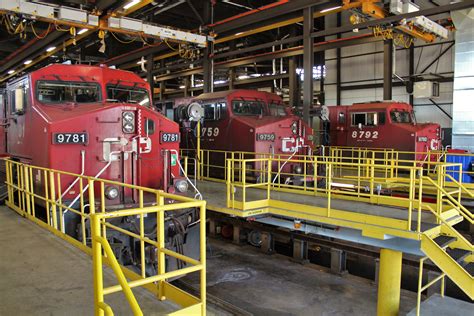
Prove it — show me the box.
[0,206,179,316]
[406,294,474,316]
[182,238,418,316]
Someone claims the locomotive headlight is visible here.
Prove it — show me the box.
[291,121,298,135]
[122,111,135,133]
[105,186,119,200]
[174,179,189,193]
[294,164,303,174]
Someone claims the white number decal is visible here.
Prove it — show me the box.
[57,134,65,143]
[351,130,379,139]
[202,127,219,137]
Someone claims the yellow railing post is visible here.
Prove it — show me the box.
[369,158,375,201]
[139,190,146,278]
[327,163,332,217]
[24,165,32,217]
[49,171,58,229]
[407,168,414,231]
[242,161,246,210]
[417,176,423,232]
[416,258,424,316]
[267,158,271,200]
[199,201,207,316]
[28,165,36,218]
[89,177,105,316]
[91,213,105,316]
[157,192,165,300]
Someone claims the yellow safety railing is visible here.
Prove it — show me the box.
[3,158,206,316]
[328,146,474,188]
[416,257,446,316]
[221,153,474,233]
[225,156,431,233]
[181,147,473,199]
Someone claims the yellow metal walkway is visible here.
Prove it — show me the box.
[0,205,179,315]
[190,152,474,311]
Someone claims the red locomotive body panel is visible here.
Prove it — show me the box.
[327,101,441,160]
[158,90,315,179]
[3,64,181,202]
[190,90,314,156]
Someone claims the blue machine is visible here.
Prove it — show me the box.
[446,152,474,183]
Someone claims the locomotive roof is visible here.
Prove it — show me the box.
[28,64,146,86]
[349,101,412,111]
[194,89,281,101]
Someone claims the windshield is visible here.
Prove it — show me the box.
[106,85,150,106]
[36,81,100,104]
[269,102,287,117]
[232,99,266,116]
[390,110,412,123]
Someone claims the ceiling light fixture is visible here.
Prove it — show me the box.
[123,0,141,10]
[77,28,89,35]
[24,60,32,65]
[8,70,14,74]
[320,5,342,13]
[46,46,56,52]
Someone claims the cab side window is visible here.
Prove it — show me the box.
[378,112,386,125]
[338,112,345,124]
[351,113,366,126]
[203,102,225,121]
[9,86,27,115]
[351,112,379,126]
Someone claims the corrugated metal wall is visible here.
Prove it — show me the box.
[451,8,474,151]
[322,12,454,129]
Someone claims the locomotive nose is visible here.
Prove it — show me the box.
[416,124,442,150]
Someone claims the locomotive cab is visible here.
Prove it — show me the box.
[159,89,315,183]
[327,101,441,161]
[3,64,197,275]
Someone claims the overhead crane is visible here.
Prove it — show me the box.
[0,0,209,82]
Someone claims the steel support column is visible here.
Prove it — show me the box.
[184,76,190,97]
[289,57,298,106]
[383,39,393,100]
[146,54,154,102]
[159,81,166,101]
[203,45,213,93]
[303,6,314,124]
[336,13,342,105]
[202,1,213,93]
[409,45,414,105]
[377,248,402,316]
[229,67,235,90]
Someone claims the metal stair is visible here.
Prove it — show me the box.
[419,176,474,300]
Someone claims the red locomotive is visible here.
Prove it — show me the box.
[324,101,442,160]
[157,90,315,181]
[0,64,197,272]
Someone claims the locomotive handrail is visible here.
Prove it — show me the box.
[3,158,207,316]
